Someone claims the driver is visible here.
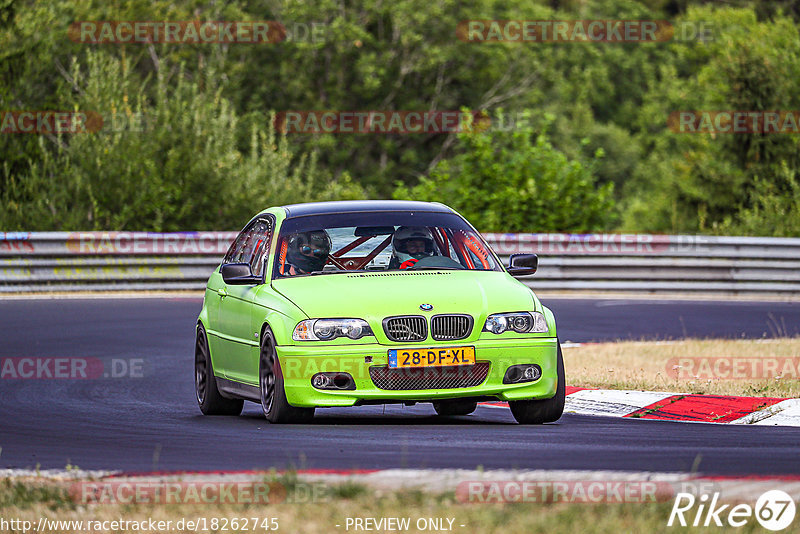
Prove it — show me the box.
[390,226,435,269]
[285,230,331,275]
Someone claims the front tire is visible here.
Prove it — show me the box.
[433,400,478,416]
[260,326,315,424]
[509,342,565,424]
[195,324,244,416]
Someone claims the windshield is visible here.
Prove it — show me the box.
[272,211,502,278]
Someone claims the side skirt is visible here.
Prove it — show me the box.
[216,376,261,403]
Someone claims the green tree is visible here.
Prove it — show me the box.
[394,113,614,232]
[622,6,800,235]
[1,51,363,231]
[226,0,559,196]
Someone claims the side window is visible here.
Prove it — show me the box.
[249,220,273,276]
[223,218,273,276]
[223,229,249,265]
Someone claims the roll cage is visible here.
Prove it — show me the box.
[276,225,495,276]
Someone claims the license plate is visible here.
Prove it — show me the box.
[387,346,475,368]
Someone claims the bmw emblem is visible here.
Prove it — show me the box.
[419,303,433,311]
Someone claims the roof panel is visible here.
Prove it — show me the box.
[281,200,451,218]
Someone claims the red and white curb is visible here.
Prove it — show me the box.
[482,387,800,426]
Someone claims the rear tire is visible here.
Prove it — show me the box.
[509,342,565,424]
[433,400,478,416]
[195,324,244,416]
[260,326,315,424]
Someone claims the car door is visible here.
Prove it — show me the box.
[205,228,251,377]
[216,217,274,384]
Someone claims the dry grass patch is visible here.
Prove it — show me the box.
[0,477,741,534]
[564,338,800,397]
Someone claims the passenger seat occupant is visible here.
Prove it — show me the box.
[285,230,332,275]
[390,226,435,269]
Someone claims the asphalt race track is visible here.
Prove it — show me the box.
[1,297,798,474]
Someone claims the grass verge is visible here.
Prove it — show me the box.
[0,477,762,534]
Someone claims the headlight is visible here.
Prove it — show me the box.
[483,312,548,334]
[293,319,373,341]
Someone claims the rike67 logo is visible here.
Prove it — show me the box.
[668,490,796,531]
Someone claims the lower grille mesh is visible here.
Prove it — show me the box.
[369,362,490,390]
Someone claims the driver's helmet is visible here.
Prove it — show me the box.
[392,226,435,265]
[286,230,331,273]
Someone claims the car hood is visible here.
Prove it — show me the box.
[271,270,537,320]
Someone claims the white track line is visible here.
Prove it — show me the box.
[731,398,800,426]
[564,389,677,417]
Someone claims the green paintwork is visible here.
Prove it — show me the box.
[198,202,559,407]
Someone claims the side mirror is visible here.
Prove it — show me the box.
[507,254,538,277]
[220,263,261,285]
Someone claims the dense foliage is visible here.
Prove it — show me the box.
[395,112,614,232]
[1,0,798,234]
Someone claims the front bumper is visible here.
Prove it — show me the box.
[276,337,559,407]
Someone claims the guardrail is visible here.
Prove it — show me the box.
[1,231,799,294]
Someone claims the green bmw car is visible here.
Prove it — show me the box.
[195,200,565,424]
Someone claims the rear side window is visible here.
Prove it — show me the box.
[223,218,273,276]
